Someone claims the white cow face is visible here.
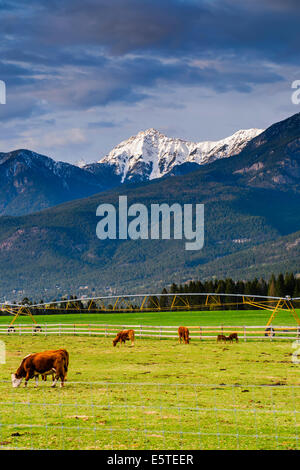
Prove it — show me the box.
[11,373,23,388]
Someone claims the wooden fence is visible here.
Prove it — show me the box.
[0,323,299,340]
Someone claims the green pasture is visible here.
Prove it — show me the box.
[0,334,299,450]
[0,308,298,326]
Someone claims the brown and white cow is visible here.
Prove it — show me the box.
[217,334,227,343]
[113,329,135,347]
[178,326,190,344]
[11,349,69,388]
[228,333,239,343]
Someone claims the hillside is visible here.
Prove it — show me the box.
[0,177,299,300]
[0,112,300,300]
[194,112,300,192]
[0,149,115,216]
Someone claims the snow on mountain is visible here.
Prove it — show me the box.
[97,127,264,182]
[75,159,87,169]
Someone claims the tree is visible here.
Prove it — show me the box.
[159,288,169,308]
[284,272,296,296]
[268,274,276,298]
[275,273,285,297]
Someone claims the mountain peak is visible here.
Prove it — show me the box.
[98,127,264,183]
[138,127,162,136]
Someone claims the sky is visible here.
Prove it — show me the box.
[0,0,300,164]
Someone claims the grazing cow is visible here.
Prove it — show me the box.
[228,333,239,343]
[11,349,69,388]
[217,334,227,343]
[113,329,135,347]
[178,326,190,344]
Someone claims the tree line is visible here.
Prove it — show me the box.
[18,272,300,310]
[166,272,300,298]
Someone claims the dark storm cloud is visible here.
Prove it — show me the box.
[2,0,299,61]
[0,0,299,118]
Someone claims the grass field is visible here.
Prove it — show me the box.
[0,326,299,450]
[0,308,298,326]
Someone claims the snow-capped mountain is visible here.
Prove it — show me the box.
[0,126,264,216]
[97,127,264,183]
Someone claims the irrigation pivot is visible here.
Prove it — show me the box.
[1,293,299,332]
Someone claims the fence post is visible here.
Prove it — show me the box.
[45,324,47,337]
[89,324,91,337]
[105,325,108,338]
[199,326,202,341]
[73,324,76,336]
[244,326,246,342]
[140,325,142,339]
[160,326,162,340]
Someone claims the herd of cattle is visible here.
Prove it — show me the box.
[10,326,238,388]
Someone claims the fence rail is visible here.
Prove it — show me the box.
[0,323,299,340]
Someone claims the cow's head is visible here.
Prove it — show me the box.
[112,338,118,347]
[11,373,23,388]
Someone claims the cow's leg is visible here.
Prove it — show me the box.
[60,375,65,387]
[58,368,65,387]
[51,374,58,387]
[52,366,64,388]
[24,371,31,387]
[34,375,39,387]
[51,368,60,388]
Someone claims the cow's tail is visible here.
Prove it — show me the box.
[61,350,69,373]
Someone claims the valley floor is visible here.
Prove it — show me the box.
[0,333,299,450]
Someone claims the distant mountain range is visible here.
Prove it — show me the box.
[0,127,262,216]
[0,149,108,216]
[96,127,263,183]
[0,112,299,300]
